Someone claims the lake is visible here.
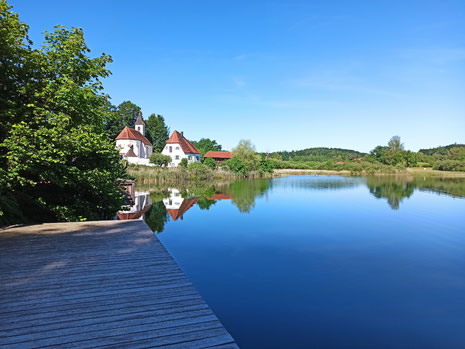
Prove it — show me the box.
[119,175,465,349]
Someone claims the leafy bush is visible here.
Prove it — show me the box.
[149,153,171,166]
[225,157,245,174]
[259,160,274,173]
[179,158,188,168]
[204,157,216,169]
[433,160,465,172]
[187,162,210,179]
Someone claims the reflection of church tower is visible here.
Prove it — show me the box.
[135,111,146,136]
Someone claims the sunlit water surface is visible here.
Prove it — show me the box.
[121,175,465,349]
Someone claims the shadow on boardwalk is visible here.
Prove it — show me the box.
[0,220,238,348]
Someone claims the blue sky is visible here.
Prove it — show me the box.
[11,0,465,152]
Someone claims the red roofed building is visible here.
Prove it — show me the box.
[115,113,153,164]
[203,151,233,164]
[161,130,201,167]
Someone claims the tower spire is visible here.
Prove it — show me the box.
[134,111,146,136]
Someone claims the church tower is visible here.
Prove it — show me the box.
[135,111,146,136]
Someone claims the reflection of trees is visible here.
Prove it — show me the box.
[273,176,364,191]
[197,197,217,210]
[144,201,169,233]
[416,177,465,198]
[366,176,415,210]
[367,175,465,210]
[229,179,271,213]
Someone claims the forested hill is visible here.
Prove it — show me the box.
[419,144,465,156]
[271,147,367,162]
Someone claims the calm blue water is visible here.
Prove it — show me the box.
[132,175,465,348]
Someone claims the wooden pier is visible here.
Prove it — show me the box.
[0,220,238,348]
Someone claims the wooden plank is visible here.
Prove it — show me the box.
[0,220,237,348]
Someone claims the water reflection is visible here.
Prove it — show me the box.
[117,191,152,220]
[366,176,415,210]
[119,175,465,230]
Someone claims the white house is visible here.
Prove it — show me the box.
[162,188,199,221]
[115,113,153,165]
[162,130,201,167]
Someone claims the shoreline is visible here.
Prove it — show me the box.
[274,168,465,178]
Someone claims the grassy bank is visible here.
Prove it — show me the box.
[128,163,465,185]
[275,167,465,178]
[127,164,273,184]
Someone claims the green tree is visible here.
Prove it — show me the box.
[0,1,126,224]
[232,139,261,172]
[388,135,404,153]
[149,153,171,166]
[192,138,222,157]
[225,157,245,173]
[179,158,188,168]
[204,157,216,169]
[106,101,141,139]
[145,113,170,152]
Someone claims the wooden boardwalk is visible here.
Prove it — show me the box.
[0,220,238,348]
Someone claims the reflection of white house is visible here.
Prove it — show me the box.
[161,131,201,167]
[115,113,153,165]
[117,192,152,220]
[162,188,198,221]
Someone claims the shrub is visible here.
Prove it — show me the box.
[149,153,171,166]
[259,159,274,173]
[225,157,245,174]
[179,158,188,168]
[187,162,211,179]
[204,157,216,169]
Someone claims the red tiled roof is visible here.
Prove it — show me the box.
[206,194,232,200]
[166,130,200,154]
[116,126,152,146]
[204,151,233,159]
[166,197,199,221]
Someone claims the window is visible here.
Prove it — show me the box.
[175,155,179,160]
[188,155,192,160]
[169,146,172,153]
[176,146,180,150]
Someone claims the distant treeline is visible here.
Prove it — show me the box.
[418,144,465,156]
[264,140,465,173]
[270,147,366,162]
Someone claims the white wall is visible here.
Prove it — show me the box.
[116,139,152,159]
[163,188,184,209]
[161,143,200,167]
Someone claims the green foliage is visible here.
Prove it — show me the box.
[187,162,210,179]
[191,138,222,157]
[144,200,169,233]
[105,101,141,139]
[149,153,171,166]
[197,196,217,210]
[272,147,366,162]
[145,113,170,152]
[232,139,261,172]
[204,157,216,169]
[419,144,465,156]
[225,157,245,174]
[179,158,188,168]
[259,159,274,173]
[0,2,127,224]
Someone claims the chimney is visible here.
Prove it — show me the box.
[181,131,184,137]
